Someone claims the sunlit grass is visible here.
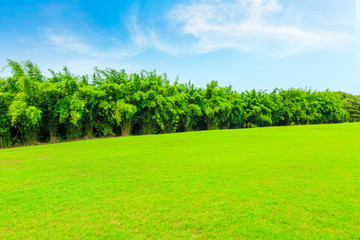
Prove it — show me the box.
[1,123,360,239]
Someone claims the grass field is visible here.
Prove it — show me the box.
[1,123,360,239]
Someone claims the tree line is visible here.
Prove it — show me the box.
[0,60,359,148]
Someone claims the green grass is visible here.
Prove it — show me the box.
[1,123,360,239]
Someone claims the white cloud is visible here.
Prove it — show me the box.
[30,29,145,75]
[128,15,182,55]
[44,29,141,59]
[132,0,355,56]
[47,34,91,55]
[41,0,356,59]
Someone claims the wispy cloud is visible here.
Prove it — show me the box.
[40,0,356,59]
[29,29,144,75]
[131,0,355,56]
[43,29,140,59]
[128,14,181,55]
[47,33,91,55]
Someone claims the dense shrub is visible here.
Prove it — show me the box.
[0,60,356,148]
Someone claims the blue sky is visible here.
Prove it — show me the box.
[0,0,358,93]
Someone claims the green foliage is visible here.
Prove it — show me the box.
[0,60,356,147]
[9,99,42,144]
[203,81,232,130]
[336,91,360,122]
[241,89,273,128]
[113,100,137,136]
[175,81,203,131]
[0,90,12,147]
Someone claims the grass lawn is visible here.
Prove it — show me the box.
[1,123,360,239]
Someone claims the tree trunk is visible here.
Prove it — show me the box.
[67,125,81,140]
[49,125,57,143]
[220,125,229,130]
[207,122,218,130]
[184,126,193,132]
[121,120,132,136]
[142,121,154,135]
[84,125,94,139]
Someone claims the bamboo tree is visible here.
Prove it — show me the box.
[241,89,273,128]
[0,81,12,147]
[0,60,356,147]
[336,92,360,122]
[138,71,170,134]
[202,81,232,130]
[55,67,85,139]
[175,81,203,131]
[113,99,137,136]
[9,98,42,144]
